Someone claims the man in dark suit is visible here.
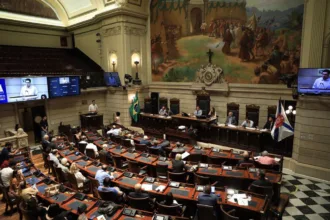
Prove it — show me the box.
[225,111,237,125]
[238,151,254,166]
[128,183,149,198]
[197,185,219,217]
[263,116,274,130]
[99,144,113,164]
[41,135,50,152]
[172,154,186,173]
[251,170,272,187]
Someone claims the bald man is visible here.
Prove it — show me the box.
[41,134,50,152]
[128,183,149,199]
[238,151,254,166]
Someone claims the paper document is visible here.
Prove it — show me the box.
[245,127,256,130]
[156,185,166,192]
[141,184,153,191]
[228,124,237,128]
[181,152,190,159]
[275,157,281,162]
[238,198,249,206]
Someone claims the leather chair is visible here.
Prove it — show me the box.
[221,205,239,220]
[135,143,148,152]
[156,202,184,216]
[188,153,202,163]
[86,149,97,159]
[66,172,81,191]
[207,156,225,165]
[54,165,68,183]
[92,187,101,199]
[42,152,50,170]
[128,160,147,175]
[168,171,189,183]
[98,190,123,203]
[249,184,274,199]
[194,173,217,186]
[18,201,38,220]
[156,162,168,179]
[127,195,153,212]
[113,136,123,145]
[99,152,111,165]
[0,184,19,215]
[148,146,160,155]
[78,143,87,154]
[197,204,216,220]
[122,139,132,148]
[113,155,128,169]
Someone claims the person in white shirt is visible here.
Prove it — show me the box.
[58,158,70,174]
[85,141,99,156]
[79,136,88,144]
[0,167,14,187]
[159,106,167,116]
[88,100,98,113]
[194,106,203,116]
[19,78,38,100]
[241,118,254,128]
[47,148,59,166]
[313,69,330,89]
[70,162,87,188]
[107,127,122,136]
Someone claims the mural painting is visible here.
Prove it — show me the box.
[150,0,304,84]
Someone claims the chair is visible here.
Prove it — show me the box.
[221,205,239,220]
[268,105,277,119]
[144,97,152,113]
[92,187,101,199]
[42,152,50,171]
[135,143,148,152]
[168,171,188,183]
[0,184,19,215]
[196,88,210,116]
[227,102,239,125]
[194,173,216,186]
[19,201,38,220]
[54,165,68,183]
[156,162,168,179]
[246,104,260,127]
[249,184,274,199]
[207,156,225,165]
[78,143,87,154]
[66,172,81,191]
[148,146,160,155]
[99,152,110,165]
[128,160,147,175]
[127,195,153,211]
[188,153,202,163]
[159,97,168,108]
[98,190,122,203]
[170,98,180,115]
[157,202,184,216]
[113,136,123,145]
[197,204,216,220]
[239,163,255,169]
[87,176,100,197]
[122,139,132,148]
[112,155,127,169]
[86,149,97,159]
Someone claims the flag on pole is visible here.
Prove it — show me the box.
[271,100,294,142]
[129,92,140,122]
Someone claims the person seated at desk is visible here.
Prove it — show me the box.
[98,177,124,196]
[160,192,182,214]
[88,100,98,113]
[140,136,151,145]
[129,183,149,199]
[99,144,113,164]
[241,118,254,128]
[10,169,25,197]
[172,154,186,173]
[107,127,122,136]
[20,180,39,203]
[74,126,82,142]
[197,185,219,217]
[194,106,203,116]
[58,158,70,174]
[250,170,272,188]
[70,162,88,188]
[255,151,276,165]
[85,140,99,157]
[0,142,18,166]
[225,112,237,125]
[46,148,60,166]
[159,106,167,116]
[263,116,274,130]
[22,190,46,220]
[46,203,71,220]
[95,165,114,186]
[238,151,254,166]
[79,136,88,144]
[208,107,216,118]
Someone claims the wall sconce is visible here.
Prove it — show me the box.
[133,61,141,85]
[109,52,117,72]
[112,59,116,72]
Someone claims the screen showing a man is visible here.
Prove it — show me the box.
[5,77,48,102]
[298,68,330,95]
[312,69,330,89]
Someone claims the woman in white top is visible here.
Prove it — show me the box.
[114,112,121,124]
[70,162,86,188]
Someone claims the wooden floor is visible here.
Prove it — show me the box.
[0,152,47,220]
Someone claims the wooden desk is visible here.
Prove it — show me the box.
[86,207,122,220]
[163,184,196,201]
[80,114,103,130]
[140,179,168,196]
[114,175,144,189]
[117,209,154,220]
[61,197,97,215]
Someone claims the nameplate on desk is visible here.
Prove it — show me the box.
[199,163,208,168]
[169,181,180,188]
[123,208,136,217]
[159,156,166,162]
[141,153,149,158]
[249,168,259,173]
[222,166,232,171]
[232,150,244,155]
[145,177,155,183]
[153,214,169,220]
[194,146,202,150]
[196,185,204,192]
[123,172,134,178]
[212,148,220,152]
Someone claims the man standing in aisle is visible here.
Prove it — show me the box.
[88,100,98,114]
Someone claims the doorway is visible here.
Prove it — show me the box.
[190,8,202,34]
[18,104,46,144]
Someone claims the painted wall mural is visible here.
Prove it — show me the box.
[150,0,304,84]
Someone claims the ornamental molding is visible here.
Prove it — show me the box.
[124,26,146,36]
[195,63,225,86]
[101,26,121,36]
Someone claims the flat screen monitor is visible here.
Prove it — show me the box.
[104,72,122,87]
[47,76,80,98]
[4,77,48,103]
[298,68,330,95]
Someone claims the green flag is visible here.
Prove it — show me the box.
[129,92,140,122]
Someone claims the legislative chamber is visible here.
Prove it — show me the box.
[0,0,329,220]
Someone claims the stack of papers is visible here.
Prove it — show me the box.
[228,124,237,128]
[275,157,281,162]
[260,129,268,132]
[156,185,166,192]
[141,184,153,191]
[228,193,249,206]
[181,152,190,159]
[245,127,256,130]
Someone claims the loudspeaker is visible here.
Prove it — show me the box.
[151,92,159,114]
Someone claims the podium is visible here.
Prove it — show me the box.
[80,114,103,130]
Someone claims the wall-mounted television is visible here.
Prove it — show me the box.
[47,76,80,98]
[4,77,48,103]
[104,72,122,87]
[298,68,330,95]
